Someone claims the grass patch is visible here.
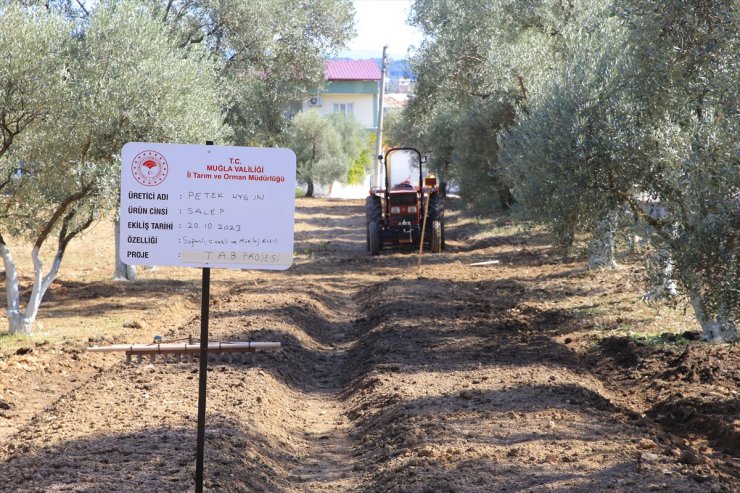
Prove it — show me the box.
[626,330,695,346]
[0,332,32,355]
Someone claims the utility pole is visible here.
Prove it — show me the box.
[374,45,388,189]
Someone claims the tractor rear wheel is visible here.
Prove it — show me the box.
[431,220,442,253]
[368,221,381,255]
[427,194,445,249]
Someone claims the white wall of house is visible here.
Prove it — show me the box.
[302,93,376,129]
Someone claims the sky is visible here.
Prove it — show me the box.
[337,0,424,60]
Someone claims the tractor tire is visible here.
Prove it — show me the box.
[368,221,381,255]
[431,220,442,253]
[365,195,382,225]
[366,196,382,252]
[427,193,445,249]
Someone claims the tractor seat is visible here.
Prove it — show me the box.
[392,180,415,191]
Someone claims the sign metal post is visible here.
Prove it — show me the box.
[194,140,214,493]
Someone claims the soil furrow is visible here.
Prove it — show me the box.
[0,198,736,492]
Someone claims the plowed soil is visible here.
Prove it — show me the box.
[0,198,737,492]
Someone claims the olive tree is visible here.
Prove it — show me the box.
[616,0,738,340]
[144,0,355,147]
[499,0,738,339]
[0,4,73,335]
[0,1,228,335]
[403,0,577,206]
[288,111,367,197]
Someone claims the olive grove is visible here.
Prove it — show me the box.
[404,0,738,340]
[0,0,353,335]
[0,2,228,334]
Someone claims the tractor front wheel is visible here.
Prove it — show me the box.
[368,221,381,255]
[365,195,382,224]
[431,220,442,253]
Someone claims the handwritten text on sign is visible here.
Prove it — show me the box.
[120,143,296,270]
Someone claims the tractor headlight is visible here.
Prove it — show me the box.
[390,206,400,214]
[407,206,417,213]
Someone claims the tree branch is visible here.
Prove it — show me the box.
[162,0,175,22]
[0,166,30,193]
[33,186,93,252]
[58,208,95,258]
[517,75,528,101]
[75,0,90,17]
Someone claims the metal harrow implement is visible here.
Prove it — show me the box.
[87,339,281,364]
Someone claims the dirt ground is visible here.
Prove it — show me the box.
[0,197,737,492]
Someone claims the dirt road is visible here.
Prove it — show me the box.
[0,198,737,492]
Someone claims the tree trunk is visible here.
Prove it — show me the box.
[113,219,137,281]
[1,241,32,335]
[305,179,314,198]
[657,243,678,294]
[1,242,50,336]
[8,310,33,335]
[640,213,679,301]
[690,296,737,342]
[1,228,70,335]
[588,210,619,270]
[496,187,514,210]
[555,223,575,251]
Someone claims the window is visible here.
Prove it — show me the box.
[332,103,354,116]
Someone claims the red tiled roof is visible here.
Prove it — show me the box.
[384,93,408,109]
[325,60,381,81]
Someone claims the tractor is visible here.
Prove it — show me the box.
[365,147,445,255]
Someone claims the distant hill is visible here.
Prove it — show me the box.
[385,59,415,80]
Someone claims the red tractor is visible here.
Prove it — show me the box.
[365,147,445,255]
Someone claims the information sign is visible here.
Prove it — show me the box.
[120,142,296,270]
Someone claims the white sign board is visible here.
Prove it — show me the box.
[120,142,296,270]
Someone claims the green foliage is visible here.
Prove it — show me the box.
[498,0,738,331]
[1,0,229,242]
[454,99,515,209]
[406,0,738,337]
[145,0,355,146]
[347,147,372,185]
[381,109,405,149]
[0,1,232,334]
[289,111,343,194]
[288,111,370,194]
[330,113,367,166]
[0,4,69,162]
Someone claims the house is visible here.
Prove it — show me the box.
[302,59,419,199]
[303,60,382,131]
[382,93,408,112]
